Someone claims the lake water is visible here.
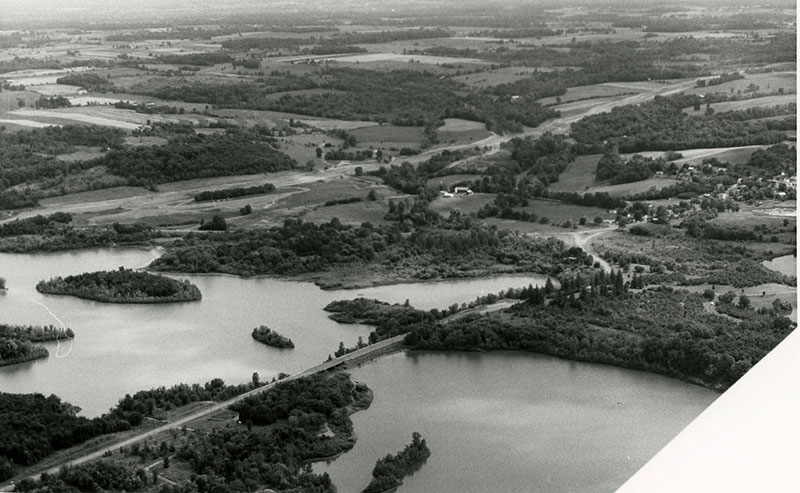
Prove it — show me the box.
[316,351,718,493]
[0,248,548,417]
[0,248,719,491]
[762,254,797,277]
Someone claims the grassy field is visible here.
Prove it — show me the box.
[350,125,425,144]
[583,177,682,197]
[519,199,614,223]
[684,71,796,97]
[538,83,641,105]
[682,94,796,115]
[549,154,602,192]
[302,198,392,226]
[451,66,541,89]
[429,193,496,216]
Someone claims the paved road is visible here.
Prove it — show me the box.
[0,335,406,490]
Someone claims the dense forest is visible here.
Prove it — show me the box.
[0,377,262,481]
[171,373,372,492]
[90,130,295,187]
[149,216,592,281]
[570,97,790,153]
[36,268,202,303]
[363,432,431,493]
[0,221,158,253]
[251,325,294,348]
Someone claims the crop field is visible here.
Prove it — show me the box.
[438,128,493,145]
[9,106,220,129]
[517,199,614,223]
[549,154,603,192]
[270,177,382,210]
[451,67,541,88]
[682,94,796,115]
[350,125,425,144]
[439,118,486,132]
[583,177,682,197]
[302,197,393,226]
[671,145,766,166]
[684,71,796,97]
[539,83,642,105]
[326,52,487,65]
[429,193,496,216]
[426,174,480,190]
[26,84,82,96]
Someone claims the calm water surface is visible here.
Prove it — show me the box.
[316,351,719,493]
[762,254,797,277]
[0,249,547,417]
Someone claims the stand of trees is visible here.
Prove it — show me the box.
[363,432,431,493]
[0,222,158,253]
[194,183,276,202]
[91,130,295,187]
[1,324,75,367]
[36,268,202,303]
[251,326,294,348]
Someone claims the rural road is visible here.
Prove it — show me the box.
[527,226,616,273]
[0,335,407,491]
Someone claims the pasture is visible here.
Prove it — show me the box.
[517,199,614,223]
[582,177,682,197]
[549,154,602,192]
[684,71,796,97]
[538,83,641,105]
[429,193,496,216]
[682,94,796,115]
[350,125,425,145]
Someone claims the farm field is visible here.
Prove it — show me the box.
[684,71,797,97]
[549,154,603,192]
[517,199,614,224]
[429,193,496,216]
[582,177,682,197]
[682,94,796,114]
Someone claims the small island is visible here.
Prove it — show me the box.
[36,268,202,303]
[251,325,294,349]
[363,432,431,493]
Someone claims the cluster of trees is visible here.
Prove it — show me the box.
[231,373,364,427]
[194,183,276,202]
[570,96,789,153]
[56,72,116,92]
[173,373,372,492]
[251,326,294,349]
[107,378,260,426]
[34,96,71,109]
[91,130,295,187]
[323,196,363,207]
[36,267,202,303]
[0,392,134,473]
[198,215,228,231]
[0,222,158,253]
[15,461,146,493]
[0,213,72,237]
[405,288,793,391]
[596,153,666,184]
[0,126,125,208]
[363,432,431,493]
[157,52,233,66]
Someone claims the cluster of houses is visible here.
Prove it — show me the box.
[439,187,473,198]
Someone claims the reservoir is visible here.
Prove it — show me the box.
[316,351,718,493]
[0,249,547,417]
[0,248,718,491]
[762,254,797,277]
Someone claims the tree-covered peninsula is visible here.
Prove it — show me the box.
[251,325,294,348]
[363,432,431,493]
[36,268,201,303]
[0,324,75,367]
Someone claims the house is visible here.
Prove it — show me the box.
[439,191,454,198]
[453,187,473,195]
